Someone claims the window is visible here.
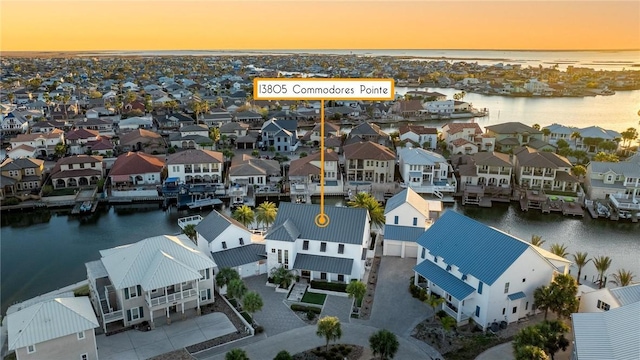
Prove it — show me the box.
[271,248,276,253]
[127,306,144,321]
[412,217,418,226]
[320,242,327,252]
[277,249,282,264]
[80,163,85,169]
[284,250,289,269]
[222,241,227,249]
[77,331,85,340]
[502,308,506,315]
[27,345,36,354]
[338,244,344,254]
[239,238,244,245]
[394,216,398,224]
[421,248,425,259]
[338,274,344,282]
[525,302,529,310]
[200,269,210,280]
[321,272,327,280]
[200,289,211,301]
[303,240,309,250]
[597,300,611,311]
[478,281,483,294]
[522,278,526,283]
[504,282,510,294]
[512,306,517,314]
[475,306,480,317]
[81,354,88,360]
[446,265,452,271]
[125,285,140,299]
[434,256,438,263]
[462,274,467,281]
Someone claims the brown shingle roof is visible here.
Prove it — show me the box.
[109,152,165,176]
[398,100,424,112]
[166,149,223,165]
[119,129,162,145]
[515,147,571,168]
[444,123,482,135]
[12,129,64,142]
[472,152,513,167]
[289,150,339,176]
[343,141,395,160]
[399,125,437,135]
[66,128,99,140]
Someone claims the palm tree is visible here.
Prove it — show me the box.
[570,131,582,148]
[534,286,553,320]
[369,329,400,360]
[424,294,444,322]
[572,252,591,285]
[514,345,549,360]
[347,192,385,228]
[593,255,612,289]
[346,280,366,308]
[270,265,294,288]
[273,350,292,360]
[232,205,255,228]
[316,316,342,352]
[242,291,263,325]
[227,278,247,302]
[530,235,545,247]
[609,269,635,287]
[182,224,197,243]
[225,348,249,360]
[440,316,457,345]
[256,201,277,230]
[209,127,221,145]
[549,243,569,258]
[215,268,240,291]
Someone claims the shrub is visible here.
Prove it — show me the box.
[255,325,264,334]
[273,350,292,360]
[73,284,90,297]
[306,311,315,320]
[290,304,322,314]
[2,197,20,206]
[310,280,347,292]
[240,311,252,324]
[437,310,447,319]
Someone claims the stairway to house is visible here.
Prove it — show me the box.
[287,283,308,302]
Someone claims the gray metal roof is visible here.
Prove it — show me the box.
[572,302,640,360]
[211,244,266,269]
[266,203,368,244]
[196,210,248,243]
[383,225,425,242]
[413,259,475,300]
[416,210,530,285]
[610,283,640,306]
[384,187,428,215]
[507,291,526,301]
[293,253,354,275]
[590,158,640,178]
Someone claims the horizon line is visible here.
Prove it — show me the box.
[2,48,640,53]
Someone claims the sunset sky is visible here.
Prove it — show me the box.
[1,1,638,52]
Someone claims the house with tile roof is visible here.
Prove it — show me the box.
[413,211,571,329]
[441,122,495,154]
[453,152,514,206]
[6,144,36,160]
[194,210,267,279]
[484,122,547,153]
[585,154,640,202]
[265,203,371,283]
[399,125,437,149]
[343,141,395,184]
[398,147,456,196]
[10,129,65,158]
[66,128,101,155]
[166,149,223,184]
[0,158,45,198]
[347,122,390,146]
[513,146,578,193]
[85,234,216,332]
[50,155,104,189]
[289,150,342,201]
[304,121,340,145]
[7,296,99,360]
[109,152,165,187]
[382,187,442,258]
[119,128,167,154]
[578,283,640,313]
[571,302,639,360]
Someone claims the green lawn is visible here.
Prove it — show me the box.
[301,291,327,305]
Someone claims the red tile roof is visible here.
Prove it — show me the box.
[66,128,99,140]
[444,123,482,135]
[343,141,395,160]
[110,152,165,176]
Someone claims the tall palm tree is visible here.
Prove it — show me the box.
[182,224,197,243]
[227,278,247,302]
[593,255,612,289]
[225,348,249,360]
[534,286,553,320]
[232,205,255,229]
[572,252,591,285]
[242,291,263,325]
[256,201,277,230]
[424,294,445,322]
[549,243,569,258]
[609,269,635,287]
[570,131,582,148]
[348,192,384,228]
[369,329,400,360]
[316,316,342,352]
[215,268,240,291]
[346,280,367,308]
[530,235,545,247]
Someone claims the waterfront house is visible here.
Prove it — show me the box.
[398,147,456,196]
[453,152,513,205]
[288,149,342,201]
[7,296,99,360]
[260,119,299,152]
[578,283,640,313]
[413,211,571,329]
[484,122,545,153]
[441,123,495,154]
[392,99,424,117]
[424,100,454,115]
[166,149,223,184]
[571,302,639,360]
[347,122,391,146]
[383,187,441,258]
[50,155,104,189]
[109,152,165,187]
[229,153,281,195]
[399,125,438,150]
[119,128,167,154]
[544,124,622,153]
[85,234,216,332]
[513,147,578,193]
[10,129,65,158]
[265,202,371,283]
[0,158,45,198]
[195,210,267,279]
[343,141,395,184]
[585,154,640,211]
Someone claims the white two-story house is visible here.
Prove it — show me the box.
[414,210,571,330]
[585,154,640,204]
[382,187,442,258]
[265,203,371,283]
[85,234,216,332]
[10,129,65,158]
[578,283,640,313]
[398,147,456,196]
[441,122,494,154]
[167,149,223,184]
[513,147,578,193]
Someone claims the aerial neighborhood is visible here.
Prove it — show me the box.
[1,54,639,360]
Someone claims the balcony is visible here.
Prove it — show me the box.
[147,288,198,307]
[178,215,203,229]
[609,194,640,210]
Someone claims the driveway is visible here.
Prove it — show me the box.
[96,312,236,360]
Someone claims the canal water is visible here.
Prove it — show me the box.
[2,198,638,316]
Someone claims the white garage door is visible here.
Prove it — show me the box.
[404,243,418,258]
[383,240,402,257]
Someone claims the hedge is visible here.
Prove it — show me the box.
[310,280,347,293]
[290,304,322,314]
[240,311,253,324]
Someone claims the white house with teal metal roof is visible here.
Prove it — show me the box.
[579,283,640,313]
[413,211,571,330]
[264,202,371,283]
[382,187,441,258]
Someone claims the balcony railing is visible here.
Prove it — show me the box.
[147,288,198,307]
[178,215,203,229]
[609,195,640,210]
[103,310,124,322]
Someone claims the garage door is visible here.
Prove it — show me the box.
[404,243,418,258]
[383,240,402,257]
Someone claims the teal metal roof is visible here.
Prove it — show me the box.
[383,225,425,242]
[293,253,353,275]
[416,210,529,286]
[507,291,526,301]
[413,259,475,300]
[266,203,368,244]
